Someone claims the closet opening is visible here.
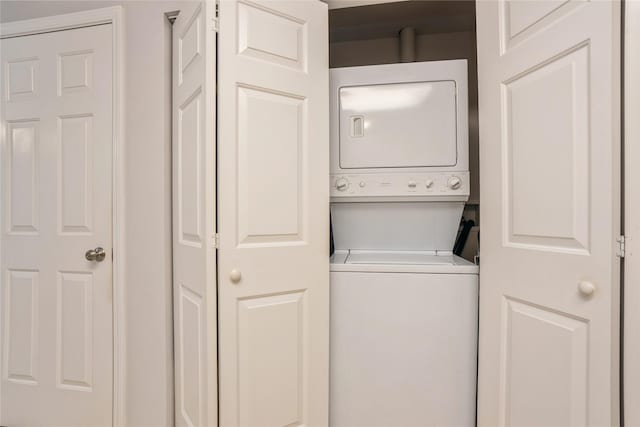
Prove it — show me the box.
[327,2,480,426]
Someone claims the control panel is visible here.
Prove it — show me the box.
[330,172,470,198]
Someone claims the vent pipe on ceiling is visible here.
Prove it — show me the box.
[399,27,416,62]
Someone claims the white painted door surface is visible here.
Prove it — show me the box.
[217,0,329,425]
[476,1,621,426]
[1,24,113,426]
[171,2,218,426]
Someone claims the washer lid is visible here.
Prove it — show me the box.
[330,250,479,274]
[346,250,453,265]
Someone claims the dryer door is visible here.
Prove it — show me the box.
[339,80,458,169]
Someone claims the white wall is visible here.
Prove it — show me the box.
[0,2,183,425]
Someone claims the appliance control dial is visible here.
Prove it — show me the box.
[425,179,434,188]
[448,176,462,190]
[335,177,349,191]
[408,180,417,189]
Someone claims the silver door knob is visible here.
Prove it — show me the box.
[85,247,106,262]
[230,269,242,283]
[578,280,596,296]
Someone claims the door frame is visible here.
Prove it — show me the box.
[0,7,126,425]
[624,1,640,425]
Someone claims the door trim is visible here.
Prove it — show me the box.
[1,7,126,426]
[624,1,640,425]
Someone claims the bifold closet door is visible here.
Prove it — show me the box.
[171,2,217,426]
[476,1,621,426]
[218,0,330,426]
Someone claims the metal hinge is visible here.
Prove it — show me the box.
[214,233,220,249]
[213,2,219,32]
[617,235,625,258]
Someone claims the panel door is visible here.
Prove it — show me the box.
[0,24,113,426]
[476,1,621,426]
[171,2,218,426]
[217,0,329,425]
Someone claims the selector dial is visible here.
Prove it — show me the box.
[425,179,434,188]
[335,177,349,191]
[448,176,462,190]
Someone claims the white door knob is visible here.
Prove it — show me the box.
[230,269,242,284]
[578,280,595,296]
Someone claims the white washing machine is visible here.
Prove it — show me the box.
[329,61,479,426]
[330,251,478,427]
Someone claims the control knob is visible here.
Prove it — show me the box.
[335,177,349,191]
[448,176,462,190]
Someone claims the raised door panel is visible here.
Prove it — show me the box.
[500,298,588,427]
[3,270,39,384]
[237,1,307,71]
[237,85,306,246]
[58,50,93,95]
[178,285,204,427]
[178,9,202,86]
[500,0,585,53]
[7,120,39,234]
[57,272,93,391]
[238,292,305,427]
[504,44,589,253]
[6,57,38,101]
[177,89,203,248]
[58,115,93,234]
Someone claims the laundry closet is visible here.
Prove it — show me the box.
[170,1,622,426]
[328,3,479,426]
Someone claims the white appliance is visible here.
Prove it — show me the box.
[330,60,470,201]
[329,60,479,427]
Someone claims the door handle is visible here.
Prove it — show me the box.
[85,247,106,262]
[230,269,242,284]
[578,280,596,297]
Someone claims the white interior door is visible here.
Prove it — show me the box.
[171,2,218,426]
[476,1,621,426]
[217,0,329,425]
[0,24,113,426]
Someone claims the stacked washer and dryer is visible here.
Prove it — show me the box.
[329,60,479,426]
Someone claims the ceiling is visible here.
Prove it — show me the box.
[329,0,476,43]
